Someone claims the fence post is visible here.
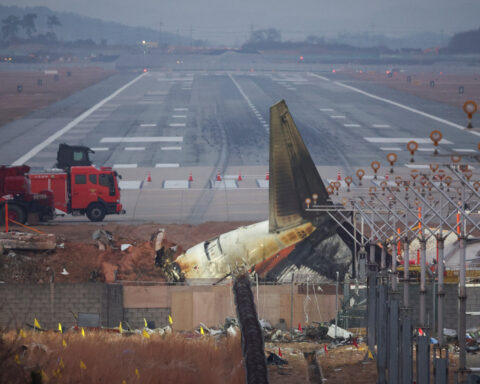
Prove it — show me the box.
[5,203,8,233]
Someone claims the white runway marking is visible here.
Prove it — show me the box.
[380,147,402,151]
[373,124,391,128]
[172,115,187,118]
[113,164,138,168]
[364,137,453,144]
[119,180,143,190]
[138,101,163,105]
[333,80,480,137]
[101,136,183,143]
[454,148,476,152]
[228,72,268,133]
[91,147,109,151]
[140,123,157,127]
[13,72,147,165]
[125,147,146,151]
[344,124,361,127]
[417,148,435,152]
[174,108,188,111]
[287,87,297,91]
[330,115,346,119]
[169,123,186,127]
[320,108,334,112]
[404,164,431,169]
[309,72,331,82]
[161,146,182,150]
[155,163,180,168]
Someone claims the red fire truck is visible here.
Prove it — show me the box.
[28,144,125,222]
[0,165,55,224]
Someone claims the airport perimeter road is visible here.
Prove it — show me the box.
[0,66,478,223]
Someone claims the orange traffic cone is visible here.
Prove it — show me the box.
[147,172,152,182]
[266,171,270,181]
[216,171,222,181]
[278,347,282,357]
[238,171,242,181]
[188,172,193,182]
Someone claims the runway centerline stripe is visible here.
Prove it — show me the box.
[333,80,480,137]
[91,147,109,151]
[169,123,186,127]
[373,124,391,128]
[380,147,402,151]
[344,124,361,127]
[330,115,346,119]
[172,115,187,118]
[113,164,138,168]
[125,147,146,151]
[454,148,475,152]
[364,137,453,144]
[101,137,183,143]
[174,108,188,111]
[140,123,157,127]
[156,163,180,168]
[161,146,182,150]
[13,72,147,165]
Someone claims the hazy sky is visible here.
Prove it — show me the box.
[2,0,480,44]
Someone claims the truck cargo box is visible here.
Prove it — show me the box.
[29,173,68,214]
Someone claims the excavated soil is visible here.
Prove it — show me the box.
[0,222,252,283]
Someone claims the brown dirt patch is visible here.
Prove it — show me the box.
[350,70,480,110]
[0,222,253,283]
[0,67,115,127]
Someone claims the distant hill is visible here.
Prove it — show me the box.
[0,5,190,46]
[446,27,480,54]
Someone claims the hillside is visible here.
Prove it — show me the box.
[0,5,190,46]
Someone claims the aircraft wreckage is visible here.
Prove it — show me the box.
[159,100,370,283]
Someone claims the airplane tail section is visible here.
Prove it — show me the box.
[269,100,330,233]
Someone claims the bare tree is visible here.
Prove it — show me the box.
[21,13,37,38]
[47,15,61,30]
[1,15,21,42]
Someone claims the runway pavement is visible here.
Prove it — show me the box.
[0,58,478,223]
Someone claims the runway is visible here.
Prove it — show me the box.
[0,58,477,223]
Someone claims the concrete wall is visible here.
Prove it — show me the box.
[0,283,123,329]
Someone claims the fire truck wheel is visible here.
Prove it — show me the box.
[86,203,106,222]
[0,204,27,225]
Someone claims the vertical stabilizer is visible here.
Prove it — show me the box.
[269,100,330,233]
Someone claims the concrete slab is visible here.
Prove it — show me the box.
[211,180,238,189]
[119,180,143,190]
[256,179,269,188]
[163,180,190,189]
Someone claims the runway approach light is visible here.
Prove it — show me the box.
[143,68,148,73]
[463,100,477,129]
[142,40,146,45]
[429,130,443,155]
[299,56,304,61]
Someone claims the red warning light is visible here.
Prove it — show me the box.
[332,69,336,73]
[143,68,148,73]
[299,56,304,61]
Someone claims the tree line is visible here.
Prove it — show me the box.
[1,13,61,42]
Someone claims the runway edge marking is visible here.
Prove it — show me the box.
[332,80,480,137]
[13,72,148,165]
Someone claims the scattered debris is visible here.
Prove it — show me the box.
[120,244,132,251]
[267,352,288,365]
[60,268,69,276]
[327,324,353,340]
[92,229,113,250]
[0,232,56,251]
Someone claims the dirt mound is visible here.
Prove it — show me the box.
[0,221,252,283]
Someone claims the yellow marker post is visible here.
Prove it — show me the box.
[41,370,49,382]
[34,318,41,330]
[19,329,26,338]
[119,322,123,334]
[58,323,62,334]
[62,339,67,348]
[368,349,374,360]
[142,328,150,339]
[135,368,140,378]
[168,315,173,325]
[14,354,21,365]
[200,326,204,335]
[81,327,85,337]
[144,318,148,328]
[80,360,87,370]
